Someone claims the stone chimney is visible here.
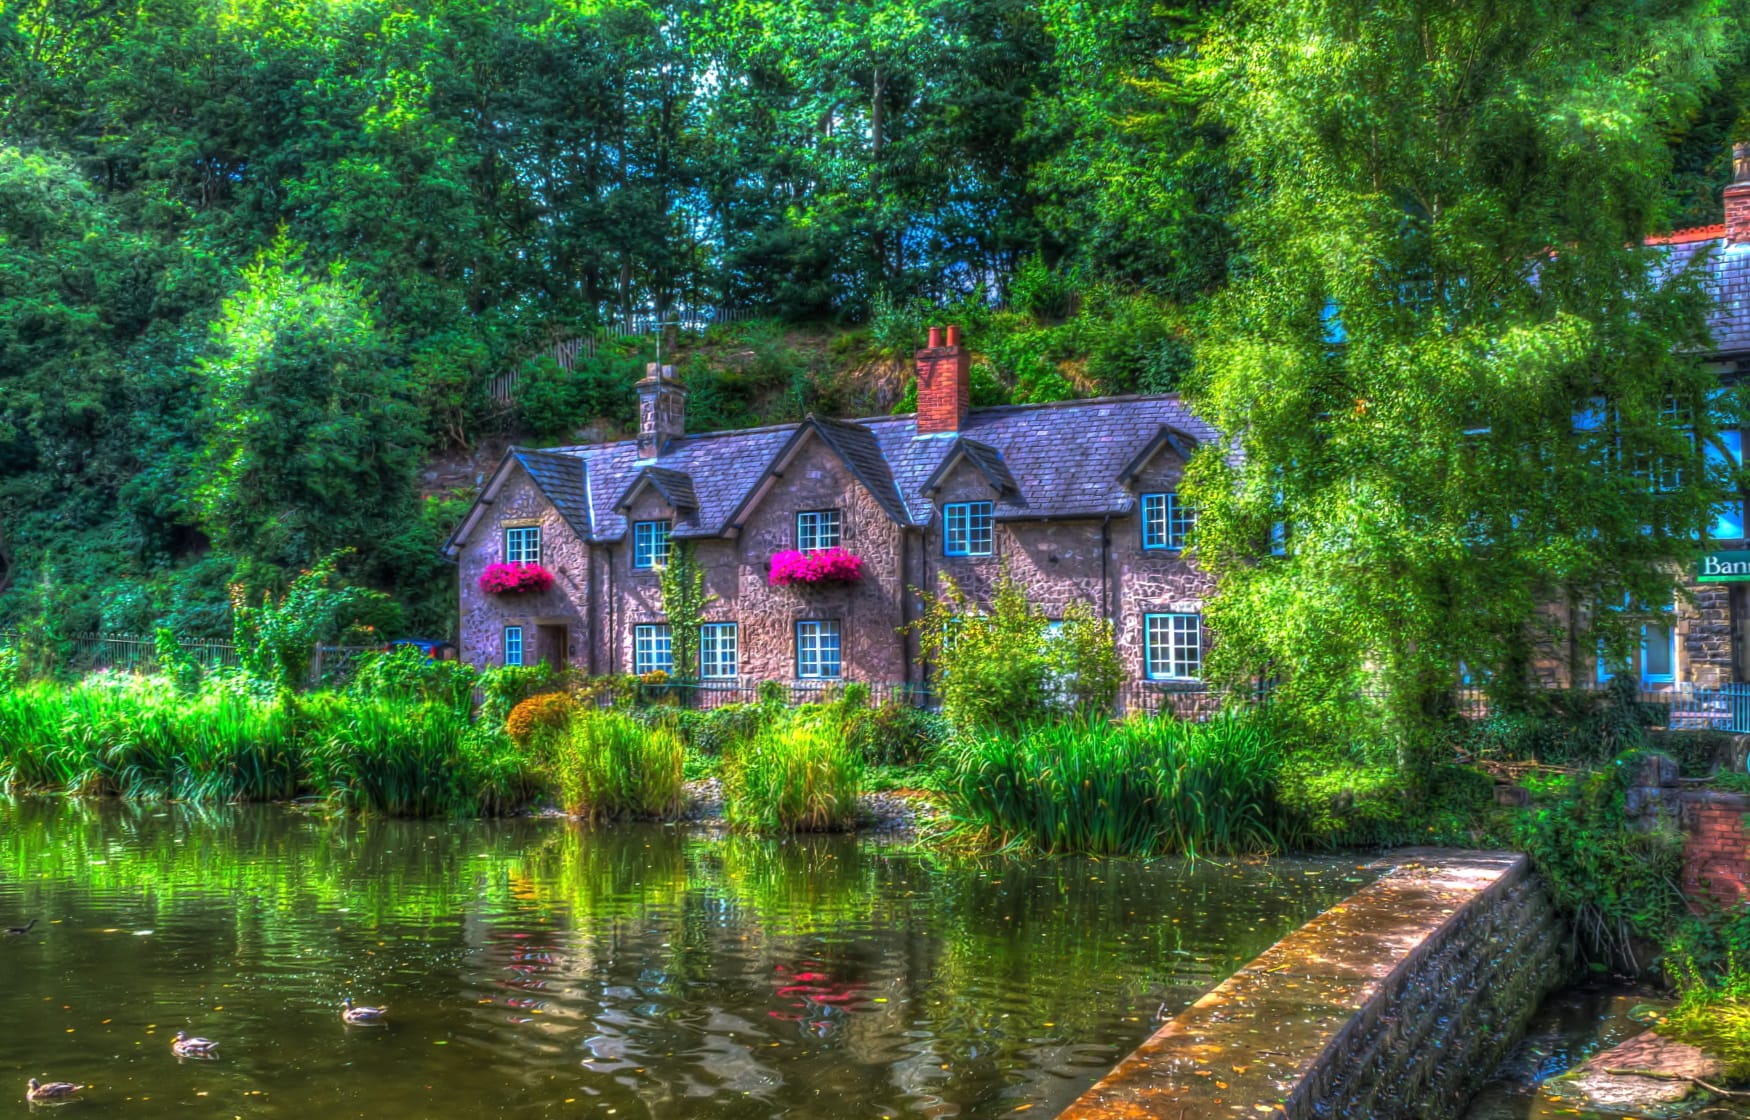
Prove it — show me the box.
[915,325,970,434]
[1729,142,1750,245]
[636,362,686,459]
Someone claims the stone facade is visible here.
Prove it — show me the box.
[457,470,591,671]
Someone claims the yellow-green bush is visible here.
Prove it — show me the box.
[723,711,864,833]
[550,708,685,821]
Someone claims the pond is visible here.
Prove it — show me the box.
[0,801,1369,1119]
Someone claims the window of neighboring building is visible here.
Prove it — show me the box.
[1143,613,1201,680]
[503,626,524,667]
[796,620,842,679]
[797,509,842,552]
[633,520,671,569]
[700,623,738,679]
[634,623,673,675]
[944,501,993,557]
[1141,493,1195,551]
[505,526,541,564]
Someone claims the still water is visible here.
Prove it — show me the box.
[0,800,1367,1118]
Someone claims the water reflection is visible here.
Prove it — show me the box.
[0,800,1367,1118]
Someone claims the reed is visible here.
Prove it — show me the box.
[723,711,864,833]
[946,713,1289,856]
[549,708,686,820]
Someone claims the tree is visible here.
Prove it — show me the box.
[1184,0,1742,766]
[192,233,423,576]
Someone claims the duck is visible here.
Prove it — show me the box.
[341,997,387,1024]
[171,1031,219,1058]
[25,1078,83,1102]
[6,918,37,936]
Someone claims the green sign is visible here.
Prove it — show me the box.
[1698,550,1750,582]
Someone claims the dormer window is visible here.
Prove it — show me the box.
[505,526,542,564]
[797,510,842,552]
[944,501,993,557]
[1141,493,1194,551]
[633,520,671,569]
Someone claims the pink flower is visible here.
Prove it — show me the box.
[479,562,556,595]
[769,548,863,586]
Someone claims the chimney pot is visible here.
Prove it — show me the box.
[636,364,687,459]
[1728,141,1750,246]
[915,327,970,434]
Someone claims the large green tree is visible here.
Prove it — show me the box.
[1185,0,1743,763]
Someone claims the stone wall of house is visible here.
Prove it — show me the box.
[1685,583,1735,687]
[602,436,910,682]
[455,468,591,671]
[455,438,1217,691]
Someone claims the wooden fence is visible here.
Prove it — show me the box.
[0,630,378,689]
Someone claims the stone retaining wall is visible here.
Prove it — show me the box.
[1056,850,1568,1120]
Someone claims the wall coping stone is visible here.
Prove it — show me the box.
[1055,849,1549,1120]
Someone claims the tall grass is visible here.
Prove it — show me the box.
[724,711,864,833]
[946,713,1290,856]
[549,709,685,820]
[0,675,542,817]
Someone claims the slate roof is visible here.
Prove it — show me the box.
[510,449,593,538]
[1653,231,1750,357]
[615,466,699,513]
[449,394,1221,554]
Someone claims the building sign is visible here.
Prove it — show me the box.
[1698,550,1750,582]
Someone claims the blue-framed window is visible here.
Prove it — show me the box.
[503,626,524,667]
[796,620,842,679]
[634,623,673,675]
[1141,493,1194,550]
[1597,599,1677,687]
[1711,428,1744,540]
[797,510,842,552]
[633,520,671,569]
[943,501,993,557]
[1143,613,1201,680]
[700,623,738,679]
[505,526,541,564]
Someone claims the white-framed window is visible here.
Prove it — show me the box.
[796,620,842,679]
[944,501,994,557]
[700,622,739,679]
[634,623,673,674]
[503,626,524,667]
[1143,613,1201,680]
[633,520,671,569]
[505,526,541,564]
[1141,493,1195,550]
[797,509,842,552]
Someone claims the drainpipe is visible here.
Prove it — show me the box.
[608,544,618,675]
[586,544,599,675]
[1100,515,1113,627]
[899,527,913,690]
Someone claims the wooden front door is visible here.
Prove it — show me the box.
[536,624,568,671]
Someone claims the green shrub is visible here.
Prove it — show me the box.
[841,701,950,766]
[1651,729,1736,777]
[946,713,1289,856]
[914,570,1120,734]
[346,646,478,713]
[1512,753,1685,968]
[1662,956,1750,1080]
[724,710,864,833]
[550,709,685,821]
[1277,751,1492,847]
[308,698,482,816]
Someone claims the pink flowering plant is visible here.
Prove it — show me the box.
[478,562,556,595]
[768,547,863,586]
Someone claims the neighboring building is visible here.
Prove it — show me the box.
[1554,145,1750,692]
[446,326,1218,691]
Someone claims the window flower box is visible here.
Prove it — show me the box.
[768,547,863,587]
[479,562,556,595]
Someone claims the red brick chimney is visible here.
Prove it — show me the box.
[1729,142,1750,245]
[915,325,970,434]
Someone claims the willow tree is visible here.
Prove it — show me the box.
[1184,0,1743,764]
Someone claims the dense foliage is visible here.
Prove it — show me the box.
[7,0,1745,646]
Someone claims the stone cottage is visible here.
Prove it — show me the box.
[445,326,1218,691]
